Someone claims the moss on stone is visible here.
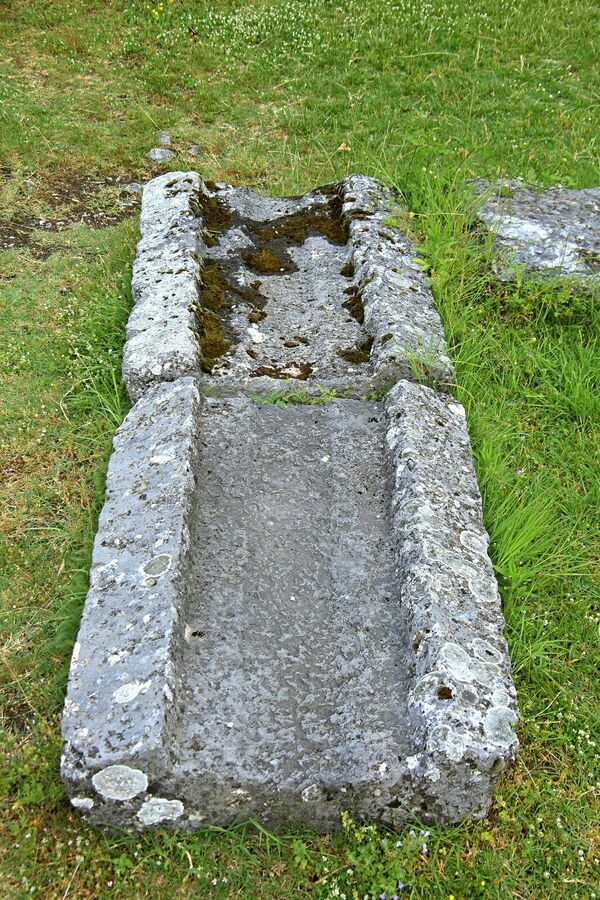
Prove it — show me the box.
[198,190,234,233]
[248,309,267,323]
[242,246,285,274]
[342,286,365,324]
[338,336,373,364]
[199,311,231,372]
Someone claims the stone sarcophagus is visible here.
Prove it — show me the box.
[61,173,519,831]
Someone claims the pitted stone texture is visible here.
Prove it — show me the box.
[475,180,600,287]
[205,197,365,386]
[122,172,206,401]
[125,172,452,396]
[198,183,369,389]
[201,176,452,393]
[62,384,517,831]
[342,175,454,387]
[383,380,519,822]
[61,377,201,829]
[171,397,411,830]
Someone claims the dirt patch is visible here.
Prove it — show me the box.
[0,172,141,258]
[250,362,313,380]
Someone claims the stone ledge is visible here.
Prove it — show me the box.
[383,380,519,823]
[122,172,206,401]
[342,175,454,388]
[61,377,202,828]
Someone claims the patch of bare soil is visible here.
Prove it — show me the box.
[0,171,143,258]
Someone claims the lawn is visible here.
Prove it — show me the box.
[0,0,598,896]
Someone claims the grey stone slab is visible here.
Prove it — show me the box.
[342,175,454,387]
[173,397,410,830]
[63,171,518,832]
[122,172,205,401]
[62,383,517,830]
[475,179,600,287]
[383,380,519,823]
[61,377,202,827]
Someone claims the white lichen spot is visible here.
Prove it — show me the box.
[247,325,265,343]
[71,641,81,669]
[71,796,94,810]
[483,706,518,746]
[141,554,172,578]
[448,401,466,419]
[92,765,148,801]
[428,725,468,763]
[460,529,488,556]
[301,783,322,802]
[150,454,175,464]
[137,798,184,826]
[112,680,151,703]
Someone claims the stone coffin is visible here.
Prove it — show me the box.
[61,173,519,831]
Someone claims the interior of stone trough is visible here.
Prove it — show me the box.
[196,182,374,381]
[171,184,411,817]
[171,395,411,823]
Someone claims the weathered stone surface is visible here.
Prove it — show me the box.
[383,380,519,822]
[147,147,175,162]
[195,176,453,393]
[122,172,205,401]
[122,172,453,401]
[342,175,454,386]
[61,377,201,828]
[62,382,517,830]
[63,172,518,831]
[475,180,600,286]
[174,397,410,830]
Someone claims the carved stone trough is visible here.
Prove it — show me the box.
[61,173,519,831]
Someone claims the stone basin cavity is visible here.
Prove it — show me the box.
[61,173,519,831]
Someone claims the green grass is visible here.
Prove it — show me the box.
[0,0,598,896]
